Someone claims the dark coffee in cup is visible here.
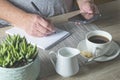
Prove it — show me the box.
[88,35,109,44]
[86,30,112,57]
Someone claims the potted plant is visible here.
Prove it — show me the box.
[0,34,40,80]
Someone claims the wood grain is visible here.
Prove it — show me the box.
[0,0,120,80]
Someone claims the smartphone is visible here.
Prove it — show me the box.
[68,14,101,24]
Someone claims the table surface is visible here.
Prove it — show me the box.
[0,0,120,80]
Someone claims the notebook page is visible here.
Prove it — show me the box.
[6,27,70,50]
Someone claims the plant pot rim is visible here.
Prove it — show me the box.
[0,55,39,70]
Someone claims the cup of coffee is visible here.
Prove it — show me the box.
[85,30,112,57]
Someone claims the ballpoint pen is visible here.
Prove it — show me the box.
[31,1,43,17]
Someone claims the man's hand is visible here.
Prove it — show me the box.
[77,0,99,19]
[0,0,55,37]
[13,14,55,37]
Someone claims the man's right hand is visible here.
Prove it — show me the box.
[0,0,55,37]
[13,14,55,37]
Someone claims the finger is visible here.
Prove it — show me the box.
[38,17,55,32]
[48,24,56,33]
[86,13,94,19]
[27,27,46,37]
[81,13,94,20]
[89,3,100,15]
[35,22,53,35]
[80,10,86,14]
[80,7,93,15]
[83,2,94,14]
[31,28,47,37]
[47,20,56,32]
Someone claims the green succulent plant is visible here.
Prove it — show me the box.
[0,34,38,68]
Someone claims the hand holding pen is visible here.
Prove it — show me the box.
[20,2,55,37]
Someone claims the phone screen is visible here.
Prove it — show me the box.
[68,14,86,22]
[68,14,101,24]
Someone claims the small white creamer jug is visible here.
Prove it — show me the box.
[49,47,80,77]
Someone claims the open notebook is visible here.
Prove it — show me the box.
[6,27,70,50]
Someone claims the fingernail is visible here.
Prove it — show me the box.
[52,28,56,32]
[52,30,56,33]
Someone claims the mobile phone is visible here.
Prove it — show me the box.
[68,14,101,24]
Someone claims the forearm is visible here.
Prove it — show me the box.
[0,0,55,37]
[0,0,28,25]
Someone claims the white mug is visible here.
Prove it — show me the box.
[49,47,80,77]
[86,30,112,57]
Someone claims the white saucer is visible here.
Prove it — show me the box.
[77,40,120,62]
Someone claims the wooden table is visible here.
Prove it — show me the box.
[0,0,120,80]
[46,0,120,80]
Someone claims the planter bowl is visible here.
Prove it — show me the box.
[0,56,40,80]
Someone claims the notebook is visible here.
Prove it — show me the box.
[6,27,70,50]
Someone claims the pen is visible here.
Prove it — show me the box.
[31,1,43,16]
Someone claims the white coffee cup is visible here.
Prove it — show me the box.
[85,30,112,57]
